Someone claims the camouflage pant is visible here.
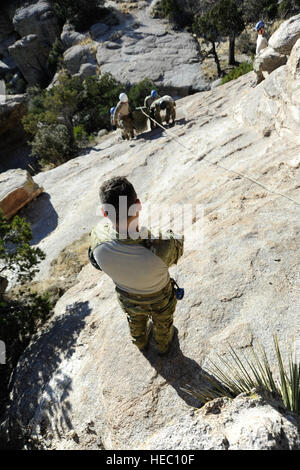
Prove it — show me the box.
[118,115,134,140]
[165,103,176,124]
[150,108,162,128]
[116,281,177,353]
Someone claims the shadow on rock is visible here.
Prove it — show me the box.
[19,192,58,245]
[3,301,92,449]
[135,128,163,140]
[143,327,221,408]
[174,117,189,126]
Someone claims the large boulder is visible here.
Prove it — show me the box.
[60,23,89,49]
[97,28,207,96]
[0,94,27,156]
[253,13,300,85]
[238,37,300,141]
[0,169,43,219]
[8,34,52,86]
[142,392,300,450]
[7,1,61,86]
[253,46,287,76]
[94,4,208,96]
[12,1,60,45]
[63,44,97,76]
[269,13,300,55]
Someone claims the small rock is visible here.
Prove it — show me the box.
[97,129,108,138]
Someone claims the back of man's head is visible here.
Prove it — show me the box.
[100,177,137,220]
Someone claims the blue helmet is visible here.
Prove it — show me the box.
[255,21,264,31]
[151,90,158,99]
[110,107,115,115]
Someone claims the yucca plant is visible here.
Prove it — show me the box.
[183,335,300,415]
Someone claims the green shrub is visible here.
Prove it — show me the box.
[0,211,52,420]
[31,124,73,165]
[242,0,279,22]
[73,124,88,144]
[23,73,161,165]
[47,38,65,77]
[222,62,253,84]
[152,0,193,27]
[278,0,293,17]
[128,78,157,109]
[0,291,52,416]
[75,74,124,133]
[0,211,45,284]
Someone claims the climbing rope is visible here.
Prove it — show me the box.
[138,107,300,208]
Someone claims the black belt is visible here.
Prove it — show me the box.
[115,280,172,304]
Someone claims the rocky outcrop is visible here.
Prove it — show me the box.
[0,94,27,156]
[90,22,109,41]
[96,23,207,96]
[0,169,43,219]
[9,34,52,87]
[60,23,89,49]
[237,37,300,141]
[253,13,300,84]
[269,13,300,55]
[63,43,97,76]
[3,37,300,448]
[142,392,300,450]
[12,1,60,45]
[7,1,60,86]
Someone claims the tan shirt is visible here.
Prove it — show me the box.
[94,240,170,295]
[91,223,183,295]
[113,101,130,125]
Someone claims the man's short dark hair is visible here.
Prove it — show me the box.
[100,177,137,218]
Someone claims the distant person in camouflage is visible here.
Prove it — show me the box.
[150,95,176,127]
[144,90,160,130]
[113,93,134,140]
[89,177,184,355]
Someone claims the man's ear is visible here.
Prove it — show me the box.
[136,199,142,211]
[101,207,108,217]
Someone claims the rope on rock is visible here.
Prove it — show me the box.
[139,108,300,209]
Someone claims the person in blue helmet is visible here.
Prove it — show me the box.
[252,21,269,87]
[110,106,117,130]
[144,89,161,130]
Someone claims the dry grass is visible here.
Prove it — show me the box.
[8,233,91,305]
[78,35,98,56]
[268,19,285,35]
[120,2,138,14]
